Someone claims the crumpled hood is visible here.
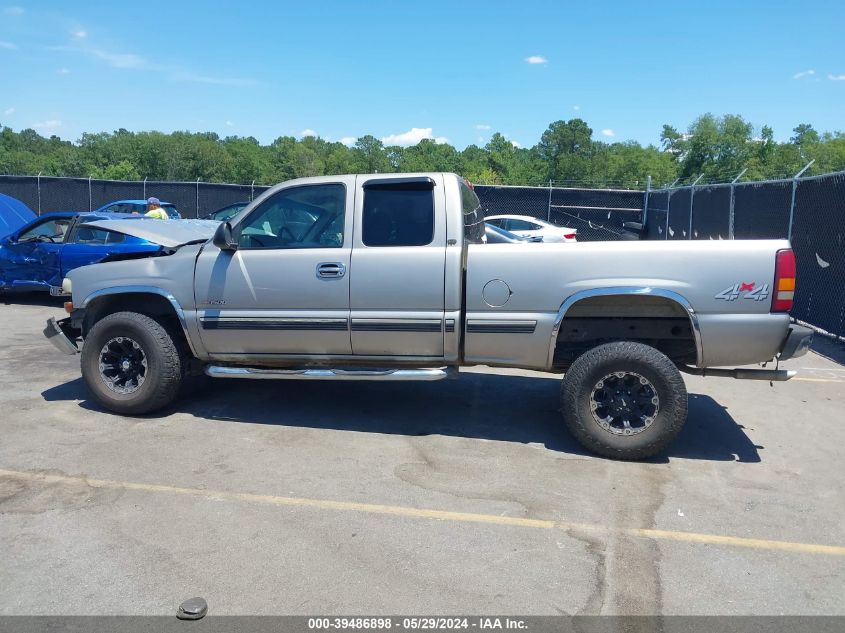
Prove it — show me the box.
[0,193,37,239]
[81,218,221,248]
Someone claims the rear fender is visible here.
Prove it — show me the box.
[548,286,703,368]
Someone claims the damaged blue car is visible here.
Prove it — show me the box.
[0,199,161,294]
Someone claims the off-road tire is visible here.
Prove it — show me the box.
[81,311,184,415]
[560,341,688,460]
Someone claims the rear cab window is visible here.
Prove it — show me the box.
[362,181,434,247]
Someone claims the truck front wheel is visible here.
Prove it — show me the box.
[80,311,184,415]
[560,341,688,460]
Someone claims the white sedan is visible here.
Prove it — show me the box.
[484,215,577,243]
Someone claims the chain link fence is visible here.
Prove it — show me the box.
[0,175,268,218]
[0,175,646,240]
[646,169,845,339]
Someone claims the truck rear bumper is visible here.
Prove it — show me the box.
[779,324,813,360]
[43,317,80,355]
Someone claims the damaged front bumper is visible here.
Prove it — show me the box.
[43,317,81,355]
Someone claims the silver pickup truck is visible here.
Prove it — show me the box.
[44,173,812,459]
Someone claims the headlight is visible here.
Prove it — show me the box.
[61,277,72,295]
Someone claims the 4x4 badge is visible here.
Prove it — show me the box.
[715,283,769,302]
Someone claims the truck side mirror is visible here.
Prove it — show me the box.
[212,221,238,251]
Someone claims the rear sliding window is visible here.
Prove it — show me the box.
[362,181,434,247]
[460,178,485,244]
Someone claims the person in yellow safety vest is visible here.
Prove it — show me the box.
[145,197,169,220]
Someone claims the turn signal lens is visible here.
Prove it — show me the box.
[772,249,796,313]
[64,302,74,313]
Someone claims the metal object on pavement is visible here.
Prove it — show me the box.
[177,597,208,620]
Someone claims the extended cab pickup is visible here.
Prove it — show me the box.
[44,173,813,459]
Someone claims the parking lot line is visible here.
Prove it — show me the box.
[2,468,844,558]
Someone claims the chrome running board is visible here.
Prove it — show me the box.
[205,365,456,381]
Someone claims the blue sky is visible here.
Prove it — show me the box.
[1,0,843,149]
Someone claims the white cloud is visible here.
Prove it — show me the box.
[601,129,615,137]
[573,105,581,111]
[3,6,23,15]
[52,42,257,87]
[3,107,15,115]
[828,73,845,81]
[300,129,318,138]
[59,44,253,82]
[477,136,485,144]
[525,55,547,65]
[339,137,357,146]
[56,67,70,75]
[91,48,148,69]
[475,124,491,130]
[72,30,88,40]
[0,41,17,50]
[793,69,816,79]
[225,120,234,127]
[381,127,448,146]
[171,71,256,86]
[33,119,62,130]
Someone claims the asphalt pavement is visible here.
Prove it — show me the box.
[1,296,843,616]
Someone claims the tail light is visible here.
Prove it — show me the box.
[771,248,796,312]
[564,233,577,240]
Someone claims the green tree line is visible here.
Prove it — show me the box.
[1,114,843,189]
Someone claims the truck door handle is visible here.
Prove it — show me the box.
[316,262,346,279]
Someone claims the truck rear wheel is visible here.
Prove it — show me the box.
[560,341,687,460]
[80,311,184,415]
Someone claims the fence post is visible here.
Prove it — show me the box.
[728,168,747,240]
[788,160,814,241]
[642,175,651,228]
[665,178,679,241]
[688,174,703,239]
[36,171,42,215]
[88,175,92,211]
[547,179,552,222]
[143,176,147,200]
[251,180,255,201]
[196,178,201,219]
